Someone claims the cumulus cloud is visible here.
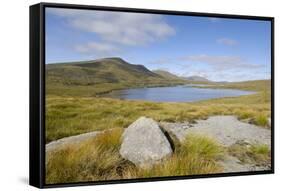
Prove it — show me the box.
[47,8,175,46]
[217,38,238,46]
[149,58,174,65]
[75,42,120,57]
[151,54,268,82]
[181,54,263,70]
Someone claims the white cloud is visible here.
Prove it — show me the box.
[150,54,268,81]
[75,42,120,56]
[181,54,262,70]
[48,8,175,46]
[217,38,238,46]
[149,58,174,65]
[208,17,221,22]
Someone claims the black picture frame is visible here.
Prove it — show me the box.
[30,2,275,189]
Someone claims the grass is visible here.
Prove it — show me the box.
[228,142,271,166]
[45,79,271,183]
[46,89,270,142]
[46,128,137,183]
[137,134,224,177]
[46,132,224,184]
[46,57,186,97]
[254,114,269,127]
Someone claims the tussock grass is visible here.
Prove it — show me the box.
[228,143,271,166]
[180,134,225,160]
[137,134,224,177]
[46,132,224,184]
[249,144,271,163]
[46,79,271,142]
[254,114,269,127]
[46,90,270,142]
[46,128,137,184]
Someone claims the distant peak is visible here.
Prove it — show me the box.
[104,57,126,62]
[184,75,210,82]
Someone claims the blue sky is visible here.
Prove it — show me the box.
[46,8,271,82]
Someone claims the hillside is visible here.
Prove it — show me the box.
[46,58,185,96]
[46,57,167,85]
[153,70,184,81]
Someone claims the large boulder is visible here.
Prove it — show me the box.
[120,117,173,168]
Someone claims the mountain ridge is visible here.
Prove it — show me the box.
[183,75,210,82]
[152,70,183,81]
[46,57,182,86]
[46,57,214,87]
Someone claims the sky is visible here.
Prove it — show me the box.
[45,8,271,82]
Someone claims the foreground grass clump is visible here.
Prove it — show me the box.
[228,142,271,167]
[46,128,137,184]
[254,114,269,127]
[137,134,224,177]
[46,133,224,184]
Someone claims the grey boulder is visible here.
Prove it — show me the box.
[120,117,173,168]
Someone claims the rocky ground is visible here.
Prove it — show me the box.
[160,116,271,147]
[46,115,271,173]
[160,116,271,172]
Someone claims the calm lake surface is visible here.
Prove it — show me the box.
[102,85,255,102]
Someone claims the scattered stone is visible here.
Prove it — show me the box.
[120,117,173,168]
[268,117,271,127]
[219,155,252,173]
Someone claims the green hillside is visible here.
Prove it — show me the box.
[47,57,163,85]
[153,70,184,81]
[46,58,185,96]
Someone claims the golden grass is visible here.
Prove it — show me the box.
[45,79,271,183]
[46,132,224,184]
[228,143,271,166]
[46,90,270,142]
[46,128,137,184]
[137,134,224,177]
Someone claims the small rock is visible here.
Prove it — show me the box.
[120,117,173,168]
[268,117,271,127]
[182,125,190,129]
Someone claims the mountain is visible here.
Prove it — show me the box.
[46,57,183,86]
[153,70,183,81]
[183,75,210,82]
[153,70,211,82]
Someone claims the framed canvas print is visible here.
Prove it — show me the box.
[29,2,274,188]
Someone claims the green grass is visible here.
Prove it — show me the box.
[180,134,225,160]
[46,88,270,143]
[46,132,224,184]
[254,114,269,127]
[45,78,271,183]
[228,142,271,166]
